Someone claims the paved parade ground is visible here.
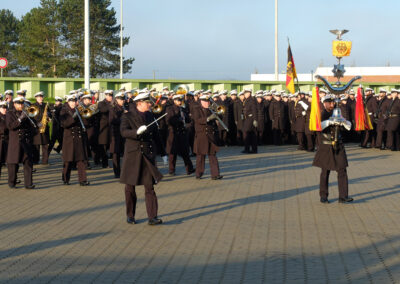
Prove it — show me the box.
[1,145,400,283]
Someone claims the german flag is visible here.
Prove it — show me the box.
[286,44,297,94]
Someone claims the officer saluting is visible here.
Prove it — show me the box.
[313,94,353,204]
[6,97,36,189]
[120,92,166,225]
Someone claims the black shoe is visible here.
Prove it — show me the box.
[148,218,163,225]
[63,181,70,185]
[339,197,354,203]
[55,148,61,154]
[32,169,37,173]
[80,181,90,186]
[169,172,175,176]
[187,169,195,175]
[126,217,136,224]
[211,175,223,180]
[16,179,21,184]
[25,185,36,190]
[196,173,203,179]
[320,197,329,204]
[250,150,258,154]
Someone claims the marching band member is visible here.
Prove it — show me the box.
[80,93,99,167]
[361,88,378,148]
[313,94,353,204]
[191,93,223,180]
[385,89,400,151]
[109,92,126,178]
[32,91,52,165]
[4,90,14,110]
[98,90,113,168]
[48,96,64,154]
[6,97,35,189]
[242,89,258,153]
[269,92,287,145]
[0,101,9,180]
[165,94,195,176]
[120,92,166,225]
[60,94,90,186]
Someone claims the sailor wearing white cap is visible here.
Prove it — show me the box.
[164,92,195,176]
[32,91,52,165]
[120,88,167,225]
[385,88,400,150]
[241,87,258,153]
[313,92,353,204]
[191,94,223,180]
[59,90,90,187]
[48,95,64,154]
[97,89,114,167]
[0,100,8,178]
[375,89,390,149]
[6,96,36,189]
[230,89,238,96]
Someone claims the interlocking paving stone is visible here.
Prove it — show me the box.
[0,144,400,283]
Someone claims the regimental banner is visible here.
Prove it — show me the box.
[332,40,352,57]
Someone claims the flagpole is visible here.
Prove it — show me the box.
[274,0,278,81]
[84,0,90,89]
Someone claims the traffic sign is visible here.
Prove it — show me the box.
[0,58,8,69]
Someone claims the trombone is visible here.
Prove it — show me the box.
[209,97,229,132]
[23,101,39,128]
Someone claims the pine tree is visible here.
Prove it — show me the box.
[16,0,64,77]
[59,0,134,77]
[0,9,20,76]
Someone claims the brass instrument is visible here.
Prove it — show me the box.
[78,102,98,119]
[174,84,189,95]
[152,104,164,114]
[209,96,226,116]
[24,102,40,118]
[21,102,38,128]
[209,97,229,132]
[151,92,164,114]
[39,103,49,134]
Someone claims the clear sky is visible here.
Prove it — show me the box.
[3,0,400,80]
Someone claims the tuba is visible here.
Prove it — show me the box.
[174,84,189,96]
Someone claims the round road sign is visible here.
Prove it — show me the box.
[0,58,8,69]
